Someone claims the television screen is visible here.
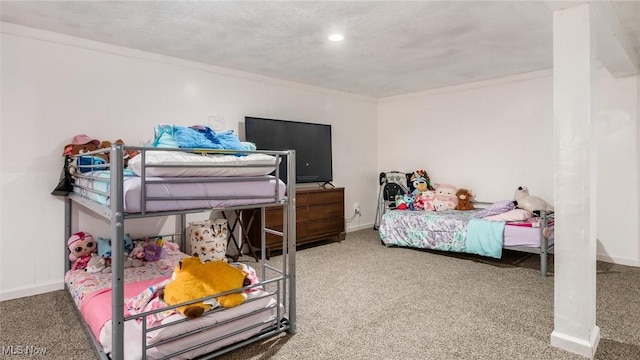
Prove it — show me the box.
[244,117,333,184]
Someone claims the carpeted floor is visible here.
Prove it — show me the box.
[1,229,639,360]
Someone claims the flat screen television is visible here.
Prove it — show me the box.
[244,116,333,184]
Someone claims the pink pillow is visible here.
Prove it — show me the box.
[483,209,532,222]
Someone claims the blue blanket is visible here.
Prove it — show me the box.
[153,124,253,153]
[465,218,505,258]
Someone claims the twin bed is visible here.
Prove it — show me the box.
[378,203,554,277]
[63,144,296,359]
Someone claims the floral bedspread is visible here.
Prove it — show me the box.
[379,209,480,253]
[65,248,187,309]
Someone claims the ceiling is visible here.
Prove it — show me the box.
[1,1,639,98]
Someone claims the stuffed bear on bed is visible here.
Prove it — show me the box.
[162,257,249,319]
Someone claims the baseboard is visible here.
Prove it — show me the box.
[550,326,601,359]
[346,221,375,233]
[0,281,64,302]
[596,253,640,267]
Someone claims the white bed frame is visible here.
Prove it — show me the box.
[63,144,296,359]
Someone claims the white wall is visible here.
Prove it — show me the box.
[596,72,639,266]
[377,71,555,202]
[0,24,378,300]
[378,69,639,267]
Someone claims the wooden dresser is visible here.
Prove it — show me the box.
[245,187,345,257]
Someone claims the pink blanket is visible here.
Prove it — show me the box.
[80,276,171,339]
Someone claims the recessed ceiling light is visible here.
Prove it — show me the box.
[328,34,344,42]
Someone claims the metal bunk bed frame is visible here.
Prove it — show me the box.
[63,144,297,360]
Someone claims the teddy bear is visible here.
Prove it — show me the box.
[68,231,98,270]
[513,186,554,213]
[434,183,459,210]
[100,139,140,166]
[162,257,248,319]
[454,188,475,211]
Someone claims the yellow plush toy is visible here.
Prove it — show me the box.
[163,256,247,319]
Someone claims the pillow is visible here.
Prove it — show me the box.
[483,209,533,222]
[97,234,133,258]
[474,200,516,218]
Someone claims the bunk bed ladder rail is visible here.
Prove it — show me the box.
[110,143,126,360]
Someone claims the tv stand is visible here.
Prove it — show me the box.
[320,181,335,189]
[245,187,345,258]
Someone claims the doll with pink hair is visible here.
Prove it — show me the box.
[68,231,97,270]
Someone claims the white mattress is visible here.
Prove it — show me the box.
[100,291,282,360]
[73,171,286,213]
[128,151,280,177]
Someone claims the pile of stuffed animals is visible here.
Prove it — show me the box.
[52,134,140,196]
[393,172,554,216]
[68,231,178,273]
[69,231,253,320]
[394,170,476,212]
[63,134,139,174]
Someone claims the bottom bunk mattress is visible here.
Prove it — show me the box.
[65,248,282,360]
[378,209,554,258]
[73,170,287,213]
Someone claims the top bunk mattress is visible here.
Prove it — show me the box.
[73,171,286,213]
[127,151,280,177]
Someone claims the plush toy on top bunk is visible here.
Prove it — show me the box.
[62,134,140,175]
[454,188,475,211]
[162,257,249,319]
[513,186,554,214]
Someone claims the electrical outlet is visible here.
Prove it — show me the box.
[354,203,361,215]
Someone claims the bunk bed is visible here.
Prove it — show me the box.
[63,144,296,360]
[378,202,554,277]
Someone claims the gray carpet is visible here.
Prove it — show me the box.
[2,229,639,360]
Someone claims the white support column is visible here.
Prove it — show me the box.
[550,3,600,359]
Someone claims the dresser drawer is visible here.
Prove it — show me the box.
[306,217,344,238]
[265,207,307,225]
[308,203,344,221]
[305,189,344,205]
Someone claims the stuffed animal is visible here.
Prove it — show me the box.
[409,170,435,195]
[85,253,107,274]
[100,139,140,166]
[97,234,134,258]
[143,242,166,262]
[455,188,475,211]
[432,198,448,211]
[415,190,436,211]
[63,134,104,157]
[163,257,248,319]
[395,193,415,210]
[68,231,98,270]
[513,186,554,213]
[434,183,459,210]
[63,134,109,174]
[100,257,143,273]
